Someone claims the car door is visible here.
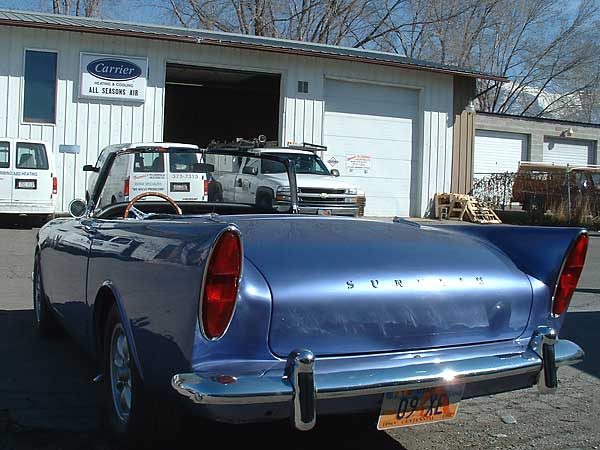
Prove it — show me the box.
[0,141,11,202]
[12,142,52,204]
[42,217,94,340]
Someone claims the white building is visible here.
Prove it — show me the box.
[0,9,503,216]
[474,112,600,179]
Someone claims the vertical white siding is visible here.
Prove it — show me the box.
[0,25,455,216]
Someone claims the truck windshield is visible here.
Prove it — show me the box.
[263,153,330,175]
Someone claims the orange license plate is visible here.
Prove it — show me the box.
[377,385,464,430]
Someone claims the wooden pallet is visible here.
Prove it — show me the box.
[434,193,501,224]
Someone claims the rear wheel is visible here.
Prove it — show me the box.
[33,257,62,338]
[102,306,182,448]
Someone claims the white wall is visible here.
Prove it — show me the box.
[0,25,455,216]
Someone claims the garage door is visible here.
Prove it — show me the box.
[323,79,419,217]
[474,130,528,178]
[543,137,593,166]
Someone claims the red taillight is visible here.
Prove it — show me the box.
[552,233,588,317]
[52,177,57,195]
[124,177,130,197]
[204,179,209,198]
[201,230,242,339]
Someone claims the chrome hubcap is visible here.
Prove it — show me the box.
[110,324,132,423]
[34,269,42,324]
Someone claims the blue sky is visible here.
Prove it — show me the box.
[0,0,175,25]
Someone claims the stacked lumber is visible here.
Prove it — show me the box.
[434,193,501,224]
[356,195,366,216]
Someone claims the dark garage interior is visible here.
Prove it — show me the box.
[163,64,281,147]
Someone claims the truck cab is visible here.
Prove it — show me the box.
[211,142,361,216]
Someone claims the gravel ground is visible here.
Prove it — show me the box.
[0,216,598,450]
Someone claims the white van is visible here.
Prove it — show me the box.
[0,138,56,221]
[87,143,209,209]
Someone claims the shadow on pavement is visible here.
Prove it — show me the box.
[0,215,39,230]
[575,288,600,294]
[0,308,406,450]
[561,311,600,379]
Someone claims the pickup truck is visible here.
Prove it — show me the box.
[211,146,361,216]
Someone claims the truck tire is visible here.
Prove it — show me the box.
[256,189,274,212]
[209,181,224,202]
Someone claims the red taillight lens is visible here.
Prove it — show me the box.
[124,177,130,197]
[52,177,57,195]
[202,230,242,339]
[553,234,588,316]
[204,179,209,198]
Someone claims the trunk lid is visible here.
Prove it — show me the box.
[235,217,533,357]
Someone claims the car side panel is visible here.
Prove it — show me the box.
[37,217,92,341]
[85,219,230,388]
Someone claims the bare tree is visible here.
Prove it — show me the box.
[167,0,416,45]
[50,0,106,16]
[377,0,600,119]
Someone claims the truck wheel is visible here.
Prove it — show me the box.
[102,305,182,448]
[33,257,62,338]
[256,192,274,212]
[209,182,224,202]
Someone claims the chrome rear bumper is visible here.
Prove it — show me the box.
[172,328,583,430]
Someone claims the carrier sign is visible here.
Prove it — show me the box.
[80,53,147,101]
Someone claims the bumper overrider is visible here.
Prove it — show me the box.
[171,327,583,431]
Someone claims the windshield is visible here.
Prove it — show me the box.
[92,148,296,218]
[263,152,330,175]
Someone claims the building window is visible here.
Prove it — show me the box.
[297,81,309,94]
[0,142,9,168]
[23,50,57,124]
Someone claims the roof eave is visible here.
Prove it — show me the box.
[0,18,508,82]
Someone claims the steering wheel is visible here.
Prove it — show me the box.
[124,191,183,219]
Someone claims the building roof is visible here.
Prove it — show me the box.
[0,9,507,82]
[477,111,600,128]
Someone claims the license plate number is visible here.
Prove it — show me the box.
[377,385,463,430]
[16,179,36,189]
[170,182,190,192]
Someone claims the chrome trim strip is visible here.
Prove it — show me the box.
[299,193,357,199]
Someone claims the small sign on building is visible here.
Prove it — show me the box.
[346,154,371,174]
[80,53,148,102]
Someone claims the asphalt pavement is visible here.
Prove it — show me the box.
[0,216,598,450]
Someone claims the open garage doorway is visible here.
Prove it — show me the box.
[164,64,281,146]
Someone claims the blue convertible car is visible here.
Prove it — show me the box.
[34,142,586,446]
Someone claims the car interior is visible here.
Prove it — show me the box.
[92,201,269,220]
